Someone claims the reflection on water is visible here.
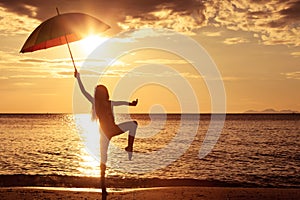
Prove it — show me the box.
[0,114,299,187]
[77,150,99,177]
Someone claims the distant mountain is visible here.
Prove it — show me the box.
[244,109,299,114]
[262,108,277,113]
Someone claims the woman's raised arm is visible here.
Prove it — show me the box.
[75,71,94,104]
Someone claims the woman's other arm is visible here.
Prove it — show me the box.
[111,99,138,106]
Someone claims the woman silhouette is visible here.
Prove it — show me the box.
[74,70,138,194]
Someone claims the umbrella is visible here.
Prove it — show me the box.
[20,8,110,72]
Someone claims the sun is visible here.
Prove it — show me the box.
[80,35,108,55]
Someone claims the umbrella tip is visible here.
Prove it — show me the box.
[56,7,60,15]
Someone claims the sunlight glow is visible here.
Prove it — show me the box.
[78,150,99,177]
[80,35,108,55]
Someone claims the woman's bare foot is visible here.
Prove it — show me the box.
[125,146,133,160]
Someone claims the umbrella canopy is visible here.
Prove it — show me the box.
[20,12,110,53]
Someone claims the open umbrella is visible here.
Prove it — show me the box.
[20,8,110,72]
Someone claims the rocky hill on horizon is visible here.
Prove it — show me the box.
[244,108,299,114]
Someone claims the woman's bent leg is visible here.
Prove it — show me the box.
[117,121,138,137]
[117,121,138,160]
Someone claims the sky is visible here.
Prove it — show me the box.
[0,0,299,113]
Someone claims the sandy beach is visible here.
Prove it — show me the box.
[0,186,299,200]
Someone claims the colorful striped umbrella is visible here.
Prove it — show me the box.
[20,9,110,71]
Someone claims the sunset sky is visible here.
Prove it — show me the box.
[0,0,299,113]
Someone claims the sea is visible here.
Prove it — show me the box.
[0,113,299,188]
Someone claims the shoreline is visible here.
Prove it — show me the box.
[1,186,299,200]
[1,175,299,199]
[1,174,299,189]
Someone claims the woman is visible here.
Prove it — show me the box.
[75,70,138,194]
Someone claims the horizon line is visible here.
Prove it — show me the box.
[0,112,299,115]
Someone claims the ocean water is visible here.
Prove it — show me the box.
[0,114,299,187]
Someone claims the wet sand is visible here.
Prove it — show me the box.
[0,186,300,200]
[0,175,299,199]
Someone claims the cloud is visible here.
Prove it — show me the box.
[118,69,190,78]
[179,72,201,79]
[13,82,35,86]
[1,0,299,46]
[118,8,203,35]
[291,52,300,57]
[115,0,205,35]
[56,71,75,77]
[0,50,18,63]
[223,37,250,45]
[76,68,129,78]
[202,31,222,37]
[203,0,300,46]
[282,71,300,80]
[9,74,49,79]
[19,58,71,64]
[0,0,205,35]
[78,66,202,79]
[0,6,40,36]
[134,58,189,65]
[0,51,75,79]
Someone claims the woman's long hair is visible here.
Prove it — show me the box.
[92,85,109,121]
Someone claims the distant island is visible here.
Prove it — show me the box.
[244,109,299,114]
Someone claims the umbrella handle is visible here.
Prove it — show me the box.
[66,40,77,72]
[56,7,77,72]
